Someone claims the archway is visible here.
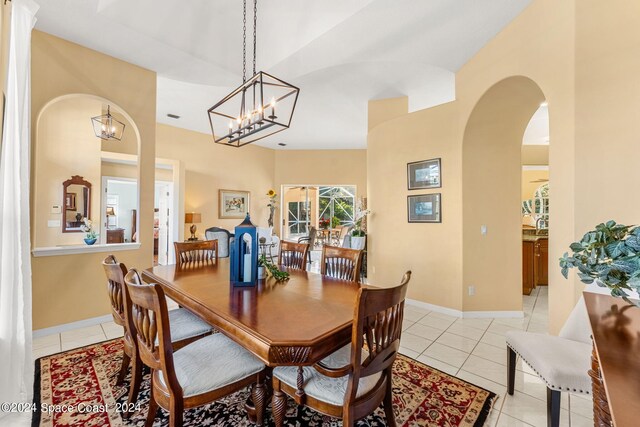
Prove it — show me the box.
[462,76,546,314]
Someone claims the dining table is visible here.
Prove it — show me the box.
[141,258,363,423]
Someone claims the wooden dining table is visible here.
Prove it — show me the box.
[141,258,361,367]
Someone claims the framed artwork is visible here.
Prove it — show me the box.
[407,158,441,190]
[65,192,77,211]
[219,189,250,219]
[408,193,441,223]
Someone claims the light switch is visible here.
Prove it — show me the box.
[47,220,60,228]
[51,205,61,214]
[480,225,487,235]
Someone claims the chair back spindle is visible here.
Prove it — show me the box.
[124,269,180,392]
[279,241,309,270]
[321,245,363,282]
[347,271,411,401]
[174,240,218,268]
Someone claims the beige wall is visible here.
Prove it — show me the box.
[31,31,156,330]
[368,101,463,306]
[33,97,103,247]
[522,145,549,165]
[156,124,275,239]
[368,0,578,327]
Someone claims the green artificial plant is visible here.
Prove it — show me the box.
[559,220,640,305]
[258,253,290,282]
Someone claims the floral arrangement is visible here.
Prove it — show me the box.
[319,218,330,229]
[266,189,277,228]
[559,220,640,305]
[352,199,371,237]
[81,218,98,240]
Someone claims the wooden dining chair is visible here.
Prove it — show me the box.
[124,269,267,427]
[101,256,213,415]
[321,245,363,282]
[278,241,309,271]
[272,271,412,427]
[174,240,218,268]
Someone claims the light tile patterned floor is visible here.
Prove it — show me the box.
[32,285,593,426]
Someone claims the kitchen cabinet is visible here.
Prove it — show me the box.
[534,238,548,286]
[522,240,535,295]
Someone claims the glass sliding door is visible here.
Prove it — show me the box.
[281,185,356,242]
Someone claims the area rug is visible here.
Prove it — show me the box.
[32,339,496,426]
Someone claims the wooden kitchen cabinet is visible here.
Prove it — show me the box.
[534,238,548,286]
[106,228,125,244]
[522,240,535,295]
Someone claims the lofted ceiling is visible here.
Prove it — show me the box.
[34,0,532,149]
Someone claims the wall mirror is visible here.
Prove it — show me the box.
[63,175,92,232]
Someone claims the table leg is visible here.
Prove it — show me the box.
[272,378,287,427]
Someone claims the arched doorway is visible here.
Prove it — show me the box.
[461,76,547,315]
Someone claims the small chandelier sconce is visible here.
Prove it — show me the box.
[208,72,299,147]
[91,105,125,141]
[208,0,299,148]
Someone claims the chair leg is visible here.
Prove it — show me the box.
[145,385,159,427]
[507,347,516,395]
[546,387,561,427]
[126,353,143,412]
[272,378,287,427]
[169,397,184,427]
[383,372,397,427]
[251,373,267,427]
[116,351,131,386]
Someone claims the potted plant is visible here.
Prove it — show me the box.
[351,203,371,250]
[81,218,98,245]
[319,218,330,230]
[258,253,267,279]
[559,220,640,305]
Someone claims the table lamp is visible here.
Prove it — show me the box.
[185,212,202,241]
[106,206,116,228]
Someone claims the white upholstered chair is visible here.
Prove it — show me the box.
[506,297,592,427]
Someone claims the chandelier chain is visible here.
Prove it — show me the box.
[242,0,247,83]
[253,0,257,76]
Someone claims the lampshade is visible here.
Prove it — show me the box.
[106,206,116,216]
[185,213,202,224]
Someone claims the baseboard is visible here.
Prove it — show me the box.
[32,314,113,338]
[405,298,524,319]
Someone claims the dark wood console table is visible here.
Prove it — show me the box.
[584,292,640,426]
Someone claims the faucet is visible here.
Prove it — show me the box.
[535,217,545,232]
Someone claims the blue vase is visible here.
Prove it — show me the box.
[84,238,97,245]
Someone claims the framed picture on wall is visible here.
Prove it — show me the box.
[408,193,441,223]
[407,158,441,190]
[65,192,77,211]
[218,189,250,219]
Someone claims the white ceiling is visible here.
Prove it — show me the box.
[522,104,550,145]
[34,0,532,149]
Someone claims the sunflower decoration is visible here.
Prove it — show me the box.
[266,189,278,227]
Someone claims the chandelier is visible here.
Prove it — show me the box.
[91,105,125,141]
[207,0,299,148]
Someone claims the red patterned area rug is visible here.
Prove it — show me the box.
[32,339,496,426]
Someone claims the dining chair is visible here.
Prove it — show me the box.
[321,245,363,283]
[298,226,317,249]
[174,240,218,268]
[124,269,267,427]
[272,271,412,427]
[506,297,591,427]
[101,255,213,415]
[278,241,309,270]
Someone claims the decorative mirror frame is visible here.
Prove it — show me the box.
[62,175,92,233]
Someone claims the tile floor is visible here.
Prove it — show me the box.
[32,286,593,426]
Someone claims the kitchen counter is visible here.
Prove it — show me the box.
[522,235,548,242]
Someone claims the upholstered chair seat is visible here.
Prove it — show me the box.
[156,308,213,345]
[505,296,591,427]
[273,344,382,406]
[505,332,591,393]
[157,333,265,398]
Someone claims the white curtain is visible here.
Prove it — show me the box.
[0,0,39,417]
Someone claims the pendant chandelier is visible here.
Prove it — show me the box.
[91,105,125,141]
[207,0,300,148]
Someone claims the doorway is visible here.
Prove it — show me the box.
[154,181,173,266]
[101,176,137,245]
